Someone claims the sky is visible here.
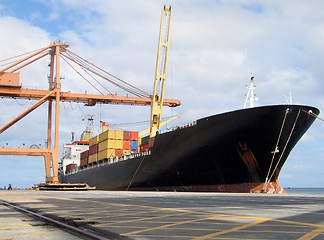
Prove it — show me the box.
[0,0,323,189]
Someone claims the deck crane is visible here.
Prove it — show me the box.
[0,6,180,184]
[150,5,172,138]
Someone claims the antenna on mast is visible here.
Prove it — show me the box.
[243,73,258,109]
[80,115,95,141]
[283,92,292,104]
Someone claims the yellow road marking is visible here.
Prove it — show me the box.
[298,226,324,240]
[192,218,269,240]
[123,213,226,236]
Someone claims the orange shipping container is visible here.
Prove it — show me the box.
[123,140,130,150]
[115,149,123,157]
[130,131,138,141]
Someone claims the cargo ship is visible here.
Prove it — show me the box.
[59,6,319,193]
[59,103,319,193]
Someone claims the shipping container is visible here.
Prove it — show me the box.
[141,135,150,145]
[123,131,131,141]
[89,144,98,155]
[88,153,98,163]
[123,140,130,150]
[99,139,123,151]
[130,131,138,141]
[130,140,138,151]
[89,136,99,146]
[80,158,88,167]
[98,149,115,160]
[80,150,89,159]
[66,163,77,171]
[140,143,149,152]
[99,130,124,142]
[99,130,109,142]
[115,130,124,140]
[115,149,123,157]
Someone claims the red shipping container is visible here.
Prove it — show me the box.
[115,149,123,157]
[123,140,130,150]
[66,163,77,171]
[89,144,98,155]
[80,158,88,167]
[140,144,149,152]
[80,150,89,159]
[123,131,131,141]
[130,131,138,141]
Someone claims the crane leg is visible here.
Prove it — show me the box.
[44,153,52,183]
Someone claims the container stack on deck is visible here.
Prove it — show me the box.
[78,130,143,168]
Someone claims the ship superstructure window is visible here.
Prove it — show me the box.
[63,147,72,159]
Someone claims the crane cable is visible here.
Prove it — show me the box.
[62,49,150,98]
[60,55,105,95]
[62,50,147,97]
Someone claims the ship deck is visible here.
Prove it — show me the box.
[1,190,323,239]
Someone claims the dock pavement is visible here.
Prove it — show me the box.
[0,190,323,239]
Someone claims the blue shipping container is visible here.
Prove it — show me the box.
[130,140,138,150]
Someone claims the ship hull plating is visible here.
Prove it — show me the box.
[61,105,319,193]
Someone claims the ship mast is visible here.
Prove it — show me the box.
[80,115,95,141]
[243,73,258,109]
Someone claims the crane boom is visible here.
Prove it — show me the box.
[150,5,172,137]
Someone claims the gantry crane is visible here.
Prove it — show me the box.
[0,5,180,184]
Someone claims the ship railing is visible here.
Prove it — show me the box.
[65,150,152,176]
[159,120,197,134]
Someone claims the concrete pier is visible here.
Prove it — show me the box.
[1,191,323,239]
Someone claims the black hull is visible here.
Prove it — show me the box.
[60,105,319,193]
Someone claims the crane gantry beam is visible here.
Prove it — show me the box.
[0,87,181,107]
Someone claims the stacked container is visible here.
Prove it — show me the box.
[88,136,99,164]
[80,150,89,167]
[97,130,124,160]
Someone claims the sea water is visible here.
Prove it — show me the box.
[285,188,324,194]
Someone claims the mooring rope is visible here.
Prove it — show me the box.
[126,154,147,190]
[263,109,289,191]
[265,109,302,191]
[301,109,324,121]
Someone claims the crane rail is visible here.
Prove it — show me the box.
[0,199,130,240]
